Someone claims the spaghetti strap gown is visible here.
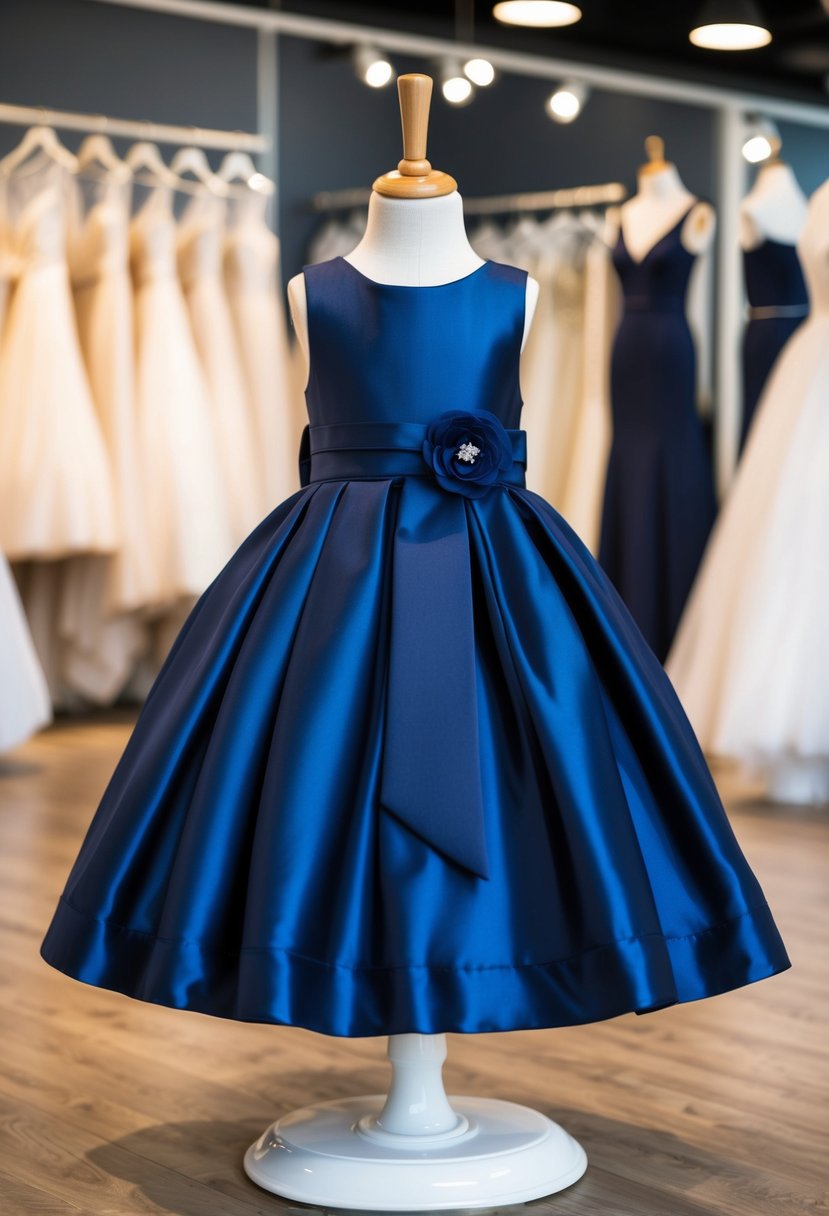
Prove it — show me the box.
[600,211,717,662]
[41,256,788,1037]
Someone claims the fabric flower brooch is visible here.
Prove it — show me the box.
[422,410,514,499]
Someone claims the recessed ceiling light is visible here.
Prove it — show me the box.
[493,2,582,29]
[689,0,771,50]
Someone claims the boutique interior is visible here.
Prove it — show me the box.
[0,1,827,1213]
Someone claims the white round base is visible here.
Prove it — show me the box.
[244,1094,587,1210]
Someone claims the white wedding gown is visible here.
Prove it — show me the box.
[60,181,153,703]
[0,168,117,559]
[0,555,51,752]
[179,193,263,541]
[130,184,233,607]
[224,205,303,511]
[667,179,829,802]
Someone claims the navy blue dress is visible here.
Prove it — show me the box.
[741,238,808,452]
[40,256,788,1037]
[600,210,717,663]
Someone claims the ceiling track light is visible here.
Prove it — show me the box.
[741,114,781,163]
[351,44,394,88]
[493,1,582,28]
[440,57,474,105]
[689,0,771,50]
[547,80,590,123]
[464,57,496,87]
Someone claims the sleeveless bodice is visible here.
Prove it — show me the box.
[15,187,65,272]
[743,238,808,309]
[177,211,223,290]
[72,199,129,286]
[303,257,527,429]
[224,222,279,296]
[613,211,696,311]
[130,194,176,286]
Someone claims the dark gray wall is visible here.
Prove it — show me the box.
[2,1,829,284]
[277,35,719,281]
[0,0,258,155]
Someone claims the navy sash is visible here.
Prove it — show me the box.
[297,419,527,880]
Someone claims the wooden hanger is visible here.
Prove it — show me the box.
[0,125,77,176]
[373,74,456,199]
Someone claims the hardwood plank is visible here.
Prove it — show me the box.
[1,715,827,1216]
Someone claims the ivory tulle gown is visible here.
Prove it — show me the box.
[0,554,51,752]
[130,184,233,607]
[178,193,263,542]
[668,181,829,800]
[42,255,788,1036]
[224,205,303,511]
[0,169,117,560]
[61,182,154,702]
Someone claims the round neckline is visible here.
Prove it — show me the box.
[337,255,491,289]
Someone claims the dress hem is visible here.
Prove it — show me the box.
[40,895,790,1038]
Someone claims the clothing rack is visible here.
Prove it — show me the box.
[462,181,627,215]
[0,101,268,153]
[311,181,626,215]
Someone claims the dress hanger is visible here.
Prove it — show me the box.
[218,151,274,195]
[125,141,179,189]
[0,125,77,176]
[169,146,227,196]
[77,133,131,183]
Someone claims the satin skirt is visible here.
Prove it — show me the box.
[41,474,789,1035]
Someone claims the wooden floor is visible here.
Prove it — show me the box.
[0,713,826,1215]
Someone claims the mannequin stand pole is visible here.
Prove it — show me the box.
[244,1032,587,1210]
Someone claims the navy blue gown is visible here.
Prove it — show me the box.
[741,238,808,452]
[41,256,788,1037]
[600,210,717,663]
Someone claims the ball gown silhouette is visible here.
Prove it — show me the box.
[668,182,829,798]
[600,207,717,662]
[41,255,789,1036]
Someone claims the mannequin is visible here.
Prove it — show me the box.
[248,76,582,1211]
[740,156,807,250]
[289,197,537,364]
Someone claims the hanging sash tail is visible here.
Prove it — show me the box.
[300,412,528,879]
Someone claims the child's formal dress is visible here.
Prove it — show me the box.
[42,256,789,1037]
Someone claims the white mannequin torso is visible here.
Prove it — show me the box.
[739,162,807,249]
[288,191,539,384]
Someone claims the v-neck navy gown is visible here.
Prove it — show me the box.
[41,255,788,1037]
[600,209,717,662]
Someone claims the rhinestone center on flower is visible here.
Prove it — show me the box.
[456,441,482,464]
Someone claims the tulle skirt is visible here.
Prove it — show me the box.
[668,314,829,782]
